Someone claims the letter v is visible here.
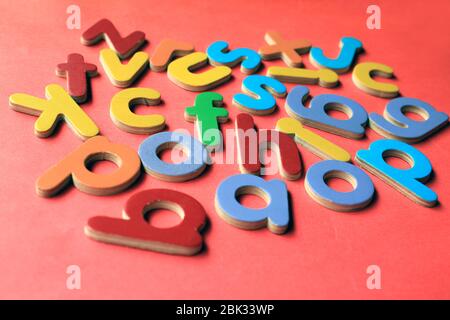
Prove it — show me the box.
[100,49,149,87]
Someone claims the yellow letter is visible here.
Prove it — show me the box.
[110,88,165,134]
[276,117,351,162]
[100,49,149,87]
[167,52,231,91]
[352,62,399,98]
[9,84,99,140]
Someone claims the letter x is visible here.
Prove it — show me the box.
[258,31,311,67]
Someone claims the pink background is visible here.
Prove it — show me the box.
[0,0,449,299]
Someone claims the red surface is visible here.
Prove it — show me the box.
[0,0,449,299]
